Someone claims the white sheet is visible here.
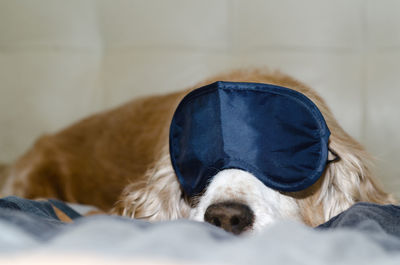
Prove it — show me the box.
[1,216,400,265]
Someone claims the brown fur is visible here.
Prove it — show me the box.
[1,69,396,226]
[0,164,9,190]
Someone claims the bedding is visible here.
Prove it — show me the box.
[0,196,400,264]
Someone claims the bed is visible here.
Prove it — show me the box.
[0,196,400,264]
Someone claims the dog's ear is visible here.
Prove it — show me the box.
[112,151,190,220]
[319,134,396,221]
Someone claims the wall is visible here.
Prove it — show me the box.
[0,0,399,196]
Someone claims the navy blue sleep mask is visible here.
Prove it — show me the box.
[169,81,331,197]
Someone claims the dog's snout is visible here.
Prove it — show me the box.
[204,202,254,234]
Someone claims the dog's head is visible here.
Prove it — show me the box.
[115,72,395,235]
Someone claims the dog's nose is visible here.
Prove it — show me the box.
[204,202,254,234]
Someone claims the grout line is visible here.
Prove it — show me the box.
[227,0,234,55]
[360,0,368,144]
[93,0,107,112]
[0,45,102,53]
[84,45,363,54]
[3,44,400,55]
[1,43,400,55]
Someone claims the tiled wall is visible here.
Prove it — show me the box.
[0,0,399,196]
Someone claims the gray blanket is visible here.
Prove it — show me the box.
[1,197,400,265]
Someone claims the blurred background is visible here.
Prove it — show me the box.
[0,0,399,197]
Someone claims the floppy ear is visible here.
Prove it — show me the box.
[112,149,190,220]
[319,132,396,221]
[288,87,398,222]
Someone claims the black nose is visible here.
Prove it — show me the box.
[204,202,254,234]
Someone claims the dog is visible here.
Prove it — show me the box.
[0,69,396,234]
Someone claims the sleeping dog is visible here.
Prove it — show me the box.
[1,69,396,234]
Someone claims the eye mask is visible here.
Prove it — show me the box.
[169,81,331,197]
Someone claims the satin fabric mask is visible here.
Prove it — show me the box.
[169,81,331,197]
